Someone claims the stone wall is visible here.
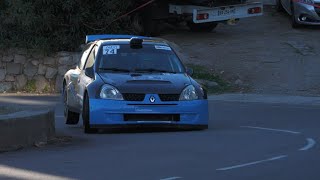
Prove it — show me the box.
[0,49,81,93]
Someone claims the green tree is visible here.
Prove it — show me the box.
[0,0,134,52]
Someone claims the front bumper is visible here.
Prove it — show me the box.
[294,2,320,25]
[89,95,208,128]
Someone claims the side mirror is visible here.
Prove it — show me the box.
[186,68,193,76]
[85,67,94,79]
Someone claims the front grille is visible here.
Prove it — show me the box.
[159,94,180,101]
[124,114,180,121]
[123,93,145,101]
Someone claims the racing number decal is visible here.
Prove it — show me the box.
[103,45,120,55]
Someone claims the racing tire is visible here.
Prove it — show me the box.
[82,93,98,134]
[63,87,80,125]
[291,2,301,28]
[276,0,285,12]
[187,22,218,32]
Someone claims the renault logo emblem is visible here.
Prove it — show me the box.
[149,96,156,103]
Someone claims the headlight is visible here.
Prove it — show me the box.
[179,85,199,101]
[100,84,123,100]
[297,0,314,4]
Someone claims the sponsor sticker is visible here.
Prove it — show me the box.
[155,45,171,51]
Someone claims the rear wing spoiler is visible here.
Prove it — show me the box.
[85,34,152,44]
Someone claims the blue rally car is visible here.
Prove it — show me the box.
[63,34,209,133]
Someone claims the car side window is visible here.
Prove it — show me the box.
[84,45,97,70]
[79,44,93,70]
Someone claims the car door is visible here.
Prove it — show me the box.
[70,43,94,109]
[77,44,98,109]
[66,43,93,110]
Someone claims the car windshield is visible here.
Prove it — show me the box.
[98,44,185,73]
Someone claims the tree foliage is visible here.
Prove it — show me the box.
[0,0,135,52]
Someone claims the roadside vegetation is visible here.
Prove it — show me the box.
[186,64,232,94]
[24,80,37,93]
[0,0,133,52]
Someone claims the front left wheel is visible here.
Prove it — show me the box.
[63,87,80,125]
[82,93,98,134]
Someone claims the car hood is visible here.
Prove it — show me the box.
[98,73,191,94]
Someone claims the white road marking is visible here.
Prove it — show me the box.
[299,138,316,151]
[0,165,75,180]
[241,126,301,134]
[160,177,182,180]
[216,155,288,171]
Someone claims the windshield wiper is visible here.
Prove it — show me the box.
[134,68,176,74]
[99,68,131,72]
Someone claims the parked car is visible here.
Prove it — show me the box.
[63,34,209,133]
[276,0,320,27]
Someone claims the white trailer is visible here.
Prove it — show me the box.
[131,0,263,34]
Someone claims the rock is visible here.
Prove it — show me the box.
[2,55,13,62]
[5,75,15,82]
[55,75,64,92]
[0,82,13,92]
[15,75,27,90]
[6,63,21,75]
[234,79,243,86]
[34,76,49,92]
[14,54,26,64]
[72,53,81,64]
[207,81,219,87]
[195,79,219,88]
[45,67,58,79]
[58,65,69,76]
[58,56,73,65]
[31,60,40,66]
[57,51,70,57]
[38,64,47,75]
[43,57,55,65]
[24,62,38,77]
[15,48,28,55]
[31,52,44,59]
[0,69,5,81]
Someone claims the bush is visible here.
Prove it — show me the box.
[0,0,135,52]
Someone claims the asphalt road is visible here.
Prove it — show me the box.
[0,94,319,180]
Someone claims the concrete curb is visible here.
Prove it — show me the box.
[0,107,55,152]
[208,93,320,106]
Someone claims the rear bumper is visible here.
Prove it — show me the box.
[89,97,209,127]
[192,2,263,23]
[294,2,320,25]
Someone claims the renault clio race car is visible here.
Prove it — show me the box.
[63,35,208,133]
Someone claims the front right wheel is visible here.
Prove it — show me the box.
[82,93,98,134]
[291,3,301,28]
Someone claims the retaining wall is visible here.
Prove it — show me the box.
[0,49,81,93]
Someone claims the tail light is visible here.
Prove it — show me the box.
[248,7,262,14]
[197,13,209,20]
